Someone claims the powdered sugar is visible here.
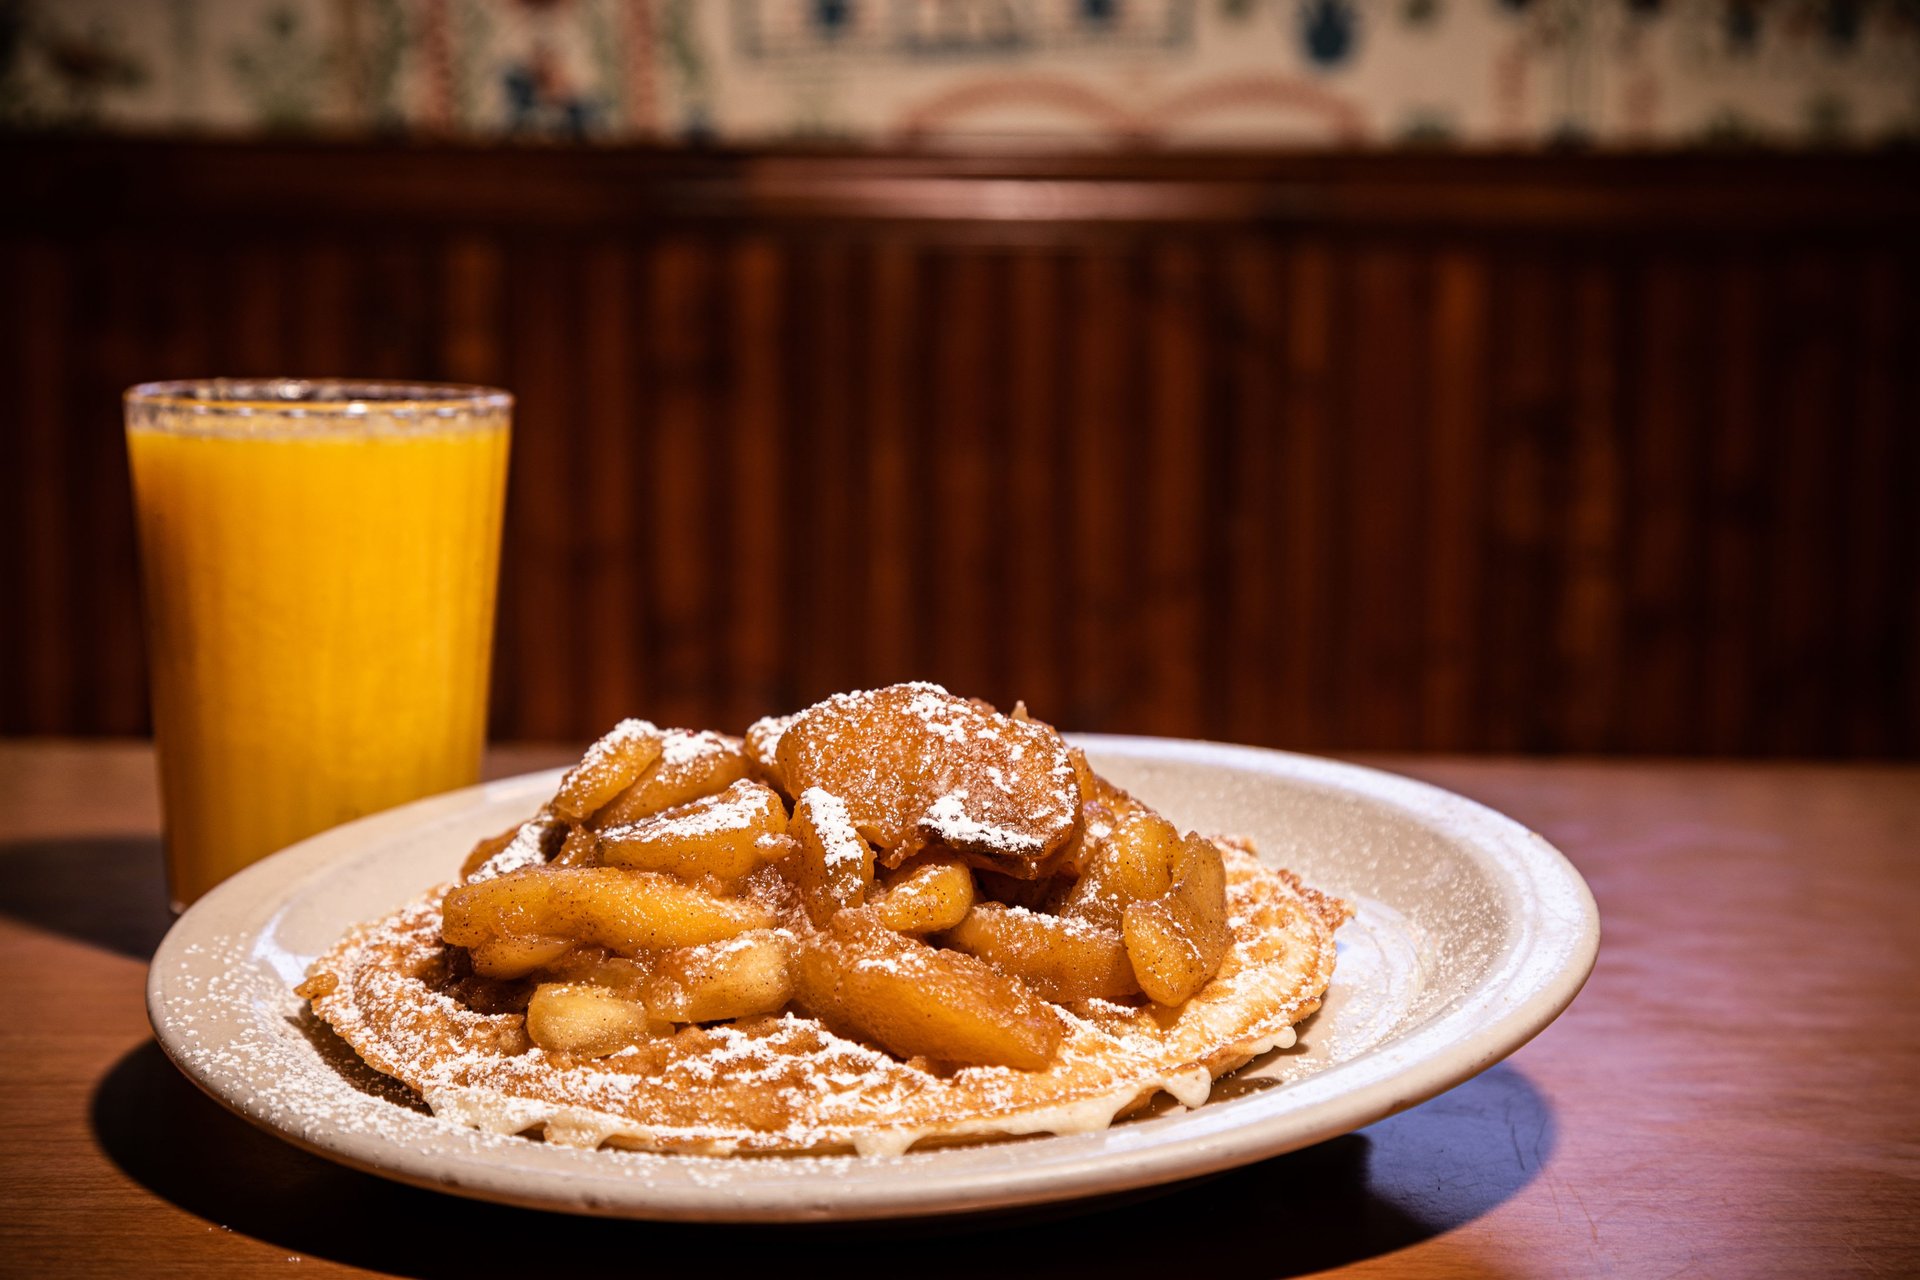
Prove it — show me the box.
[467,814,559,883]
[744,712,799,772]
[919,789,1044,855]
[903,684,976,744]
[606,779,768,842]
[798,787,867,873]
[658,728,741,769]
[998,902,1114,941]
[583,718,661,764]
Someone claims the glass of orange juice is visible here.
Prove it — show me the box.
[125,379,512,908]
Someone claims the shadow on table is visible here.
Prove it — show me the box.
[0,836,172,959]
[94,1039,1554,1275]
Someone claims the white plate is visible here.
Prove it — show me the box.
[147,736,1598,1222]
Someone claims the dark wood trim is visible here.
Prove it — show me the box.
[7,138,1920,235]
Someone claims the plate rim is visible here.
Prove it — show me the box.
[147,735,1600,1222]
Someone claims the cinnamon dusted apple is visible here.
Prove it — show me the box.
[865,854,974,934]
[773,682,1080,879]
[942,902,1139,1003]
[597,729,749,827]
[791,912,1065,1071]
[597,778,790,883]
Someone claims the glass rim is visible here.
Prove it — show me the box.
[125,378,513,416]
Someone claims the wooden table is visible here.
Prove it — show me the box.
[2,742,1914,1277]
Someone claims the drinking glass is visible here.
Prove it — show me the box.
[125,378,512,908]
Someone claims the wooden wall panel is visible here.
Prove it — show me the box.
[2,141,1916,756]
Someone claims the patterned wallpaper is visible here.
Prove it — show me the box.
[4,0,1917,148]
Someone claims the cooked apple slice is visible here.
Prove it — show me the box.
[535,946,653,1000]
[642,930,793,1023]
[1122,834,1230,1006]
[596,729,749,827]
[743,712,797,797]
[526,982,660,1058]
[465,933,574,979]
[1069,747,1144,816]
[774,683,1079,877]
[460,813,563,881]
[461,822,523,880]
[598,778,788,882]
[791,916,1062,1070]
[736,848,803,921]
[790,787,876,927]
[442,865,771,957]
[553,719,665,822]
[867,855,974,934]
[552,823,600,868]
[1059,809,1181,929]
[943,902,1138,1002]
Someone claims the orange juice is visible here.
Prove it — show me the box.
[126,380,511,907]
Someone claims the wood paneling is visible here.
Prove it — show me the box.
[3,140,1916,755]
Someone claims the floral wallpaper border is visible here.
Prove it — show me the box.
[4,0,1917,149]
